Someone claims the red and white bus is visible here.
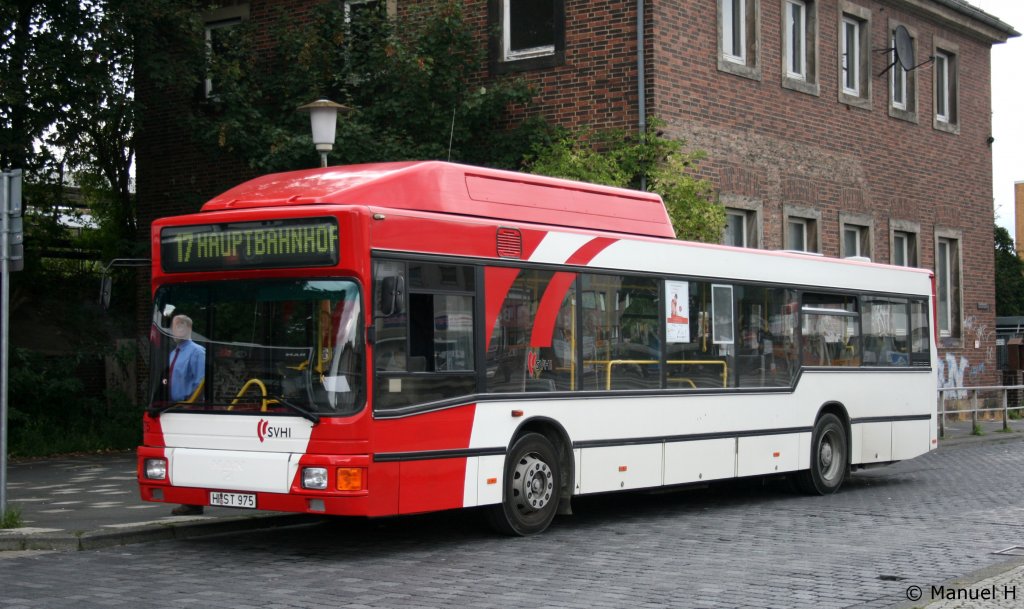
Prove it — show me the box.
[138,161,937,535]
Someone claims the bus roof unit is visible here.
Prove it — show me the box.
[201,161,677,239]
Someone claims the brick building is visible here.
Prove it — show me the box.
[136,0,1017,388]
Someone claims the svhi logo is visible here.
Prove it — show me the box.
[256,418,292,442]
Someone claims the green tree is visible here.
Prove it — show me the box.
[186,0,544,173]
[2,0,140,259]
[995,224,1024,316]
[525,123,725,242]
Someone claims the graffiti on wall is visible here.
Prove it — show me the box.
[938,353,969,399]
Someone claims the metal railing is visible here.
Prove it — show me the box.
[936,385,1024,437]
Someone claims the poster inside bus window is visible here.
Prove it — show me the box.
[161,217,339,272]
[666,280,690,343]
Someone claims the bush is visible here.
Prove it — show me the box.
[8,349,141,458]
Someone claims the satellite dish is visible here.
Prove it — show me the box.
[894,25,914,71]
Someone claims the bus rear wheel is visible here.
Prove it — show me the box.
[796,413,848,495]
[488,432,561,536]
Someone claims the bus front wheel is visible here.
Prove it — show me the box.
[796,413,848,495]
[488,432,561,536]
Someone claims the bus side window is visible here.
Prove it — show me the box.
[372,260,477,412]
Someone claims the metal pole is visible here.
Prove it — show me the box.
[999,388,1007,431]
[971,389,978,431]
[1,171,10,517]
[939,389,945,438]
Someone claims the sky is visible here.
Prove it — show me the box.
[970,0,1024,239]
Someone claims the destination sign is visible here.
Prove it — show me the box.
[161,217,339,272]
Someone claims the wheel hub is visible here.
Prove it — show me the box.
[513,454,554,512]
[820,441,833,469]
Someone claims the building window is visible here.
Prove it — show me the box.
[842,225,868,258]
[724,208,760,248]
[841,17,859,95]
[718,0,761,80]
[490,0,564,73]
[784,206,820,253]
[344,0,381,22]
[781,0,818,95]
[784,0,805,78]
[839,213,872,260]
[888,22,918,123]
[891,53,907,109]
[935,52,950,119]
[893,231,911,266]
[837,2,870,109]
[890,220,920,267]
[933,40,959,133]
[892,234,916,267]
[723,0,746,63]
[935,232,962,339]
[203,5,250,99]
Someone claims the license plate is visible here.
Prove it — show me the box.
[209,491,257,509]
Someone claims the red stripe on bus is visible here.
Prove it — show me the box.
[529,237,617,347]
[484,267,521,351]
[565,236,616,265]
[530,271,576,348]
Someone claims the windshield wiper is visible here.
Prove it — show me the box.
[269,395,321,424]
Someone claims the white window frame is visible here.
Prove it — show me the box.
[202,5,250,100]
[936,237,953,336]
[502,0,556,61]
[841,16,860,97]
[723,0,746,64]
[344,0,381,23]
[725,210,748,247]
[889,220,920,268]
[935,50,950,123]
[784,205,820,253]
[893,232,909,266]
[788,218,808,251]
[784,0,806,80]
[843,226,863,258]
[888,21,918,123]
[840,213,872,260]
[891,35,907,110]
[204,19,242,98]
[935,231,962,339]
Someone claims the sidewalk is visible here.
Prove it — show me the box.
[0,451,319,552]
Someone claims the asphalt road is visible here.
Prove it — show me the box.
[4,435,1024,609]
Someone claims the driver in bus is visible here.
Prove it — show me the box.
[166,314,206,403]
[166,313,206,516]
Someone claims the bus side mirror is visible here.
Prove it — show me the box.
[379,275,406,317]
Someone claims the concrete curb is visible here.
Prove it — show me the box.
[0,513,322,552]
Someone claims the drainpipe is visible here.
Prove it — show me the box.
[637,0,647,191]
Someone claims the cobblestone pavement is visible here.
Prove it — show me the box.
[3,436,1024,609]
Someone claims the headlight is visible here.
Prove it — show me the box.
[144,458,167,480]
[302,467,328,490]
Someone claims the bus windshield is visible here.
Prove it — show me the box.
[149,279,364,417]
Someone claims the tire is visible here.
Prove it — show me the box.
[796,413,848,495]
[488,432,561,536]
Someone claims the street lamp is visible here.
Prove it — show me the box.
[297,99,351,168]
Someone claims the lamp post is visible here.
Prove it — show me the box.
[298,99,351,168]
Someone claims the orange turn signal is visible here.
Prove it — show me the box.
[336,467,364,491]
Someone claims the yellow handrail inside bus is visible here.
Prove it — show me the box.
[584,359,728,390]
[182,379,205,403]
[228,378,273,411]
